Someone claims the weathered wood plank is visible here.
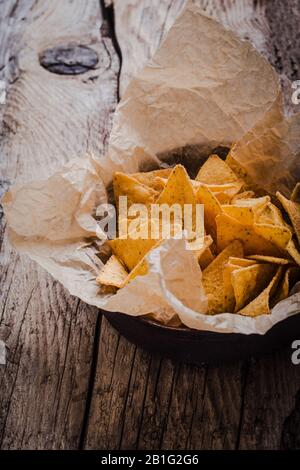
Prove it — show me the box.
[85,0,300,450]
[0,0,119,449]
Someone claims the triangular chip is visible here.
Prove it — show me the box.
[222,263,242,312]
[231,263,276,312]
[277,191,300,245]
[96,255,128,288]
[196,154,240,185]
[201,182,243,204]
[202,240,244,314]
[108,237,158,271]
[133,168,172,191]
[156,164,196,206]
[228,257,257,267]
[196,184,222,238]
[247,255,292,265]
[199,247,215,270]
[222,197,270,225]
[254,222,292,250]
[193,235,213,260]
[287,239,300,266]
[123,257,149,286]
[113,172,159,211]
[238,267,283,316]
[231,191,255,203]
[216,213,283,257]
[255,202,285,226]
[273,266,300,304]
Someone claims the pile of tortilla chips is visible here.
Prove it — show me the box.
[96,153,300,319]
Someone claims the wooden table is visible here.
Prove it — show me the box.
[1,0,300,450]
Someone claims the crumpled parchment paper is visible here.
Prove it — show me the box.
[2,2,300,334]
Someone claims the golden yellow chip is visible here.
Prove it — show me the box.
[202,240,244,314]
[156,164,196,206]
[96,255,128,288]
[238,267,283,317]
[273,266,300,304]
[247,255,291,265]
[277,191,300,245]
[287,239,300,266]
[192,235,215,269]
[196,184,222,238]
[231,263,276,312]
[228,257,257,267]
[222,263,240,312]
[193,235,213,259]
[202,182,243,204]
[108,237,158,271]
[199,247,215,270]
[123,257,149,286]
[231,191,255,203]
[196,154,241,185]
[255,202,285,226]
[254,223,292,250]
[216,213,283,257]
[133,168,172,191]
[113,172,158,208]
[222,197,270,225]
[222,205,255,225]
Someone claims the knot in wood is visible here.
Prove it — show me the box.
[39,45,99,75]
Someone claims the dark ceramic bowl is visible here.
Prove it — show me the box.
[104,311,300,365]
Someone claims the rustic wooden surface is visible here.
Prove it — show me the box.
[1,0,300,450]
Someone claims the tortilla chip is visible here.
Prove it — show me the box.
[202,182,243,204]
[196,154,240,185]
[277,191,300,245]
[231,263,276,312]
[216,213,283,257]
[123,257,149,286]
[291,183,300,203]
[133,168,172,191]
[238,267,283,316]
[192,235,215,269]
[231,191,255,203]
[108,237,158,271]
[287,239,300,266]
[254,223,292,250]
[156,164,196,206]
[228,257,257,267]
[199,246,215,270]
[196,184,222,238]
[222,205,255,225]
[247,255,292,265]
[133,168,172,180]
[113,172,158,208]
[202,240,244,314]
[255,202,285,226]
[273,266,300,304]
[222,197,270,225]
[96,255,128,288]
[193,235,213,258]
[222,263,241,312]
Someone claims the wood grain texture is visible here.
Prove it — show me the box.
[0,0,119,449]
[1,0,300,450]
[85,0,300,450]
